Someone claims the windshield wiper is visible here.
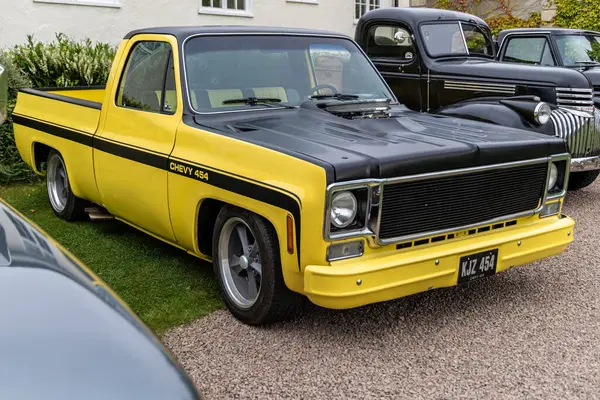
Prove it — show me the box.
[310,93,360,100]
[222,97,293,108]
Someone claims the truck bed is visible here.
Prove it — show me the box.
[12,87,105,203]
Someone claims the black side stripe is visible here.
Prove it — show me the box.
[93,137,169,170]
[12,114,94,146]
[12,114,303,266]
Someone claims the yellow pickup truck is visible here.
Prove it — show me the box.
[13,26,575,325]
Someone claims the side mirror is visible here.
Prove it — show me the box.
[0,64,7,125]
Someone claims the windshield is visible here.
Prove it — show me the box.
[555,34,600,66]
[420,22,494,57]
[183,35,394,113]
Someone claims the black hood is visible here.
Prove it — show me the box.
[189,105,566,183]
[432,58,591,88]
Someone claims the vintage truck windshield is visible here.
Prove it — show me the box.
[420,22,494,58]
[183,35,394,113]
[555,34,600,66]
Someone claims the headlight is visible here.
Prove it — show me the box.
[330,191,357,228]
[548,162,558,190]
[534,102,552,125]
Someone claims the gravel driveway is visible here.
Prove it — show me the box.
[163,182,600,400]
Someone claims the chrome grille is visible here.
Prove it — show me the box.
[594,86,600,99]
[377,162,548,243]
[550,107,600,158]
[556,87,595,113]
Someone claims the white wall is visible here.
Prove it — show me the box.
[0,0,409,48]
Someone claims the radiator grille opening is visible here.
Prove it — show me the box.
[380,162,547,241]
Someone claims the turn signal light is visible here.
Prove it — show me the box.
[287,215,294,254]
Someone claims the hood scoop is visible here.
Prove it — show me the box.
[304,98,392,120]
[227,123,259,133]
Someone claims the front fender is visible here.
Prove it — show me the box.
[435,101,555,136]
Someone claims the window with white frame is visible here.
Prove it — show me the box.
[200,0,252,16]
[33,0,120,8]
[355,0,380,21]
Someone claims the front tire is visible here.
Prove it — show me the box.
[568,170,600,191]
[212,206,303,325]
[46,150,86,221]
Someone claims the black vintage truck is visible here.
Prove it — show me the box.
[496,28,599,103]
[355,8,600,190]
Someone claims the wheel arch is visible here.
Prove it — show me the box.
[195,197,291,261]
[33,143,88,199]
[32,141,54,174]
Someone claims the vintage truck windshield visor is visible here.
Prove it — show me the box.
[183,35,394,113]
[555,34,600,66]
[420,22,494,58]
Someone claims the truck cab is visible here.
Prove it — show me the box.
[355,8,600,190]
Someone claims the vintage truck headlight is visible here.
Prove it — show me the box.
[330,191,358,228]
[534,102,552,125]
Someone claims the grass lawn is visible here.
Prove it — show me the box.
[0,183,223,335]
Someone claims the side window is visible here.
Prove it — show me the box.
[116,41,178,113]
[462,24,494,56]
[367,25,416,62]
[503,37,556,66]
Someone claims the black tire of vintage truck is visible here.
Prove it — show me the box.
[45,151,87,221]
[568,170,600,191]
[212,205,304,325]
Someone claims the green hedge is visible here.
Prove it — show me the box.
[0,51,34,184]
[12,33,116,87]
[552,0,600,32]
[0,34,116,185]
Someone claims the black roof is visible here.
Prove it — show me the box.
[124,25,349,41]
[358,7,487,28]
[498,28,600,42]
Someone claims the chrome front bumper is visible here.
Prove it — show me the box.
[551,107,600,171]
[571,155,600,172]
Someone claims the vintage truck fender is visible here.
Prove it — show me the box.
[435,97,556,136]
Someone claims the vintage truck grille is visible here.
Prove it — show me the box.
[550,107,600,158]
[552,88,600,158]
[377,162,548,242]
[594,86,600,99]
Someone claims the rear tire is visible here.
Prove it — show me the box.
[568,170,600,191]
[46,150,87,221]
[212,205,304,325]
